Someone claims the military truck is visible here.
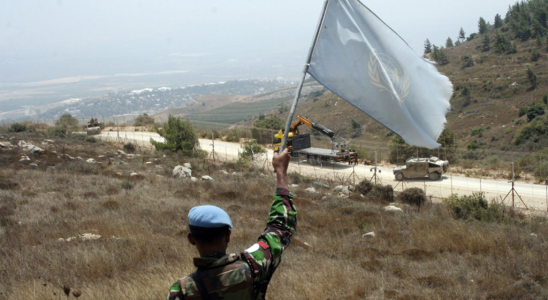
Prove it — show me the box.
[85,118,102,135]
[393,157,449,181]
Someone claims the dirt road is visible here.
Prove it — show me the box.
[97,131,548,211]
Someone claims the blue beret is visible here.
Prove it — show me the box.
[188,205,233,228]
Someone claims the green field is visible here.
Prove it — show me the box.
[186,97,291,124]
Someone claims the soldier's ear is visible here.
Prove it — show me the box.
[225,230,231,243]
[187,232,197,245]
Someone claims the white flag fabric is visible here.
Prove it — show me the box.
[308,0,453,149]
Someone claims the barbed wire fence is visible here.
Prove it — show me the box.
[1,115,548,212]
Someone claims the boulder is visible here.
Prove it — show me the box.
[232,172,239,176]
[313,181,330,189]
[384,206,403,213]
[220,170,229,175]
[86,158,96,164]
[117,150,127,155]
[20,156,30,161]
[201,175,214,181]
[305,187,317,193]
[30,163,38,168]
[145,162,153,165]
[184,163,192,169]
[130,172,139,177]
[333,185,344,193]
[173,165,192,178]
[191,177,198,182]
[348,185,355,192]
[0,142,11,148]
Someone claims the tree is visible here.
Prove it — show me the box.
[482,35,491,51]
[446,37,454,48]
[531,48,541,62]
[494,14,503,29]
[424,39,432,55]
[459,27,466,42]
[527,66,538,89]
[151,115,201,156]
[478,17,488,34]
[134,113,155,126]
[278,103,289,113]
[239,141,266,161]
[253,116,283,144]
[56,113,79,128]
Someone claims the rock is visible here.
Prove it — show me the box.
[57,238,65,242]
[338,192,349,198]
[76,156,83,161]
[79,233,101,241]
[291,184,299,187]
[20,156,30,161]
[220,170,229,175]
[86,158,96,164]
[313,181,330,189]
[333,185,350,194]
[30,163,38,168]
[184,163,192,169]
[65,154,74,160]
[98,155,105,158]
[117,150,127,155]
[27,145,44,154]
[173,165,192,178]
[384,206,403,213]
[191,177,198,182]
[362,232,376,239]
[531,233,538,237]
[127,154,135,159]
[305,187,317,193]
[348,185,355,192]
[0,142,11,148]
[130,172,139,177]
[201,175,214,181]
[155,165,162,169]
[145,162,153,165]
[333,185,344,193]
[232,172,239,176]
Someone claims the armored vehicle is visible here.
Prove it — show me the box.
[393,157,449,181]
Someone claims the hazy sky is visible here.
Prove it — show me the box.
[0,0,520,83]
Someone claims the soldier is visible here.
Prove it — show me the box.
[167,148,296,300]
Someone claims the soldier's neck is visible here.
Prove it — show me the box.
[197,245,228,258]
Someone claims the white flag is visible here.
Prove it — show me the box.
[308,0,453,149]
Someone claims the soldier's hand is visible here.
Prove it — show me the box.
[273,148,290,174]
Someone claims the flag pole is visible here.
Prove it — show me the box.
[279,0,330,153]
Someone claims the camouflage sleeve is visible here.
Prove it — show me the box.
[242,187,297,292]
[167,281,185,300]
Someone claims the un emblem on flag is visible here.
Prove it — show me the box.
[368,53,410,102]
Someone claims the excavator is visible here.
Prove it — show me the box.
[273,116,356,166]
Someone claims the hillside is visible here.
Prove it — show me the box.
[1,131,548,299]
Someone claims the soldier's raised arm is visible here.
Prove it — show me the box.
[241,148,297,298]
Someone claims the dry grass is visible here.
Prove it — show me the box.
[1,132,548,299]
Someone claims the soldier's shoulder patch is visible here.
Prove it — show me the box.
[245,241,269,253]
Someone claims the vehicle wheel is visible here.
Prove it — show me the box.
[395,172,404,181]
[429,172,440,181]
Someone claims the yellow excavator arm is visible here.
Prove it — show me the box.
[274,116,335,151]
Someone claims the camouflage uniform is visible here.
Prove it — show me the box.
[168,187,297,300]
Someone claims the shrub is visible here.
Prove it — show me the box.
[134,113,155,126]
[526,103,545,121]
[397,188,427,209]
[367,184,394,202]
[47,125,67,137]
[55,113,79,131]
[123,143,136,153]
[467,140,480,150]
[121,182,133,190]
[443,193,501,222]
[471,127,487,137]
[355,179,373,195]
[239,141,266,160]
[151,115,201,156]
[8,123,26,132]
[288,172,312,184]
[224,131,239,142]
